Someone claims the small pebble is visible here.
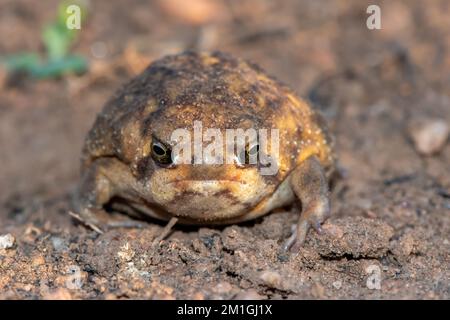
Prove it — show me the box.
[332,280,342,290]
[259,270,282,288]
[410,119,449,155]
[0,234,15,249]
[117,242,135,262]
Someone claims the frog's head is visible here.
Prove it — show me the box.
[135,102,282,220]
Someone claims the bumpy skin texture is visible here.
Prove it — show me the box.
[74,51,335,250]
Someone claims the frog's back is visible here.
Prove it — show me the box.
[82,51,334,177]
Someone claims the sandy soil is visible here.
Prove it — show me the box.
[0,0,449,299]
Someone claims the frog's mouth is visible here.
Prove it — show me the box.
[170,179,246,189]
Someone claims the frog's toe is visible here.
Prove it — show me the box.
[283,220,309,252]
[284,199,329,252]
[312,220,324,234]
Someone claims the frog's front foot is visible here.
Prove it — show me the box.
[284,155,331,252]
[283,198,329,251]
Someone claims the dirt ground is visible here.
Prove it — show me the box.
[0,0,449,299]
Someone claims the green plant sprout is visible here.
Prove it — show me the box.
[1,1,88,79]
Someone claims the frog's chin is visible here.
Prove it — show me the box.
[168,202,250,221]
[154,180,264,220]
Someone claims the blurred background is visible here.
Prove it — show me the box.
[0,0,449,299]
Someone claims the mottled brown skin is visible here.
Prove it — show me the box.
[74,51,335,250]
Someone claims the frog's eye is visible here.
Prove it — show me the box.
[237,144,259,166]
[151,140,173,165]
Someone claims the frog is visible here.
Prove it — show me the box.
[73,51,336,251]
